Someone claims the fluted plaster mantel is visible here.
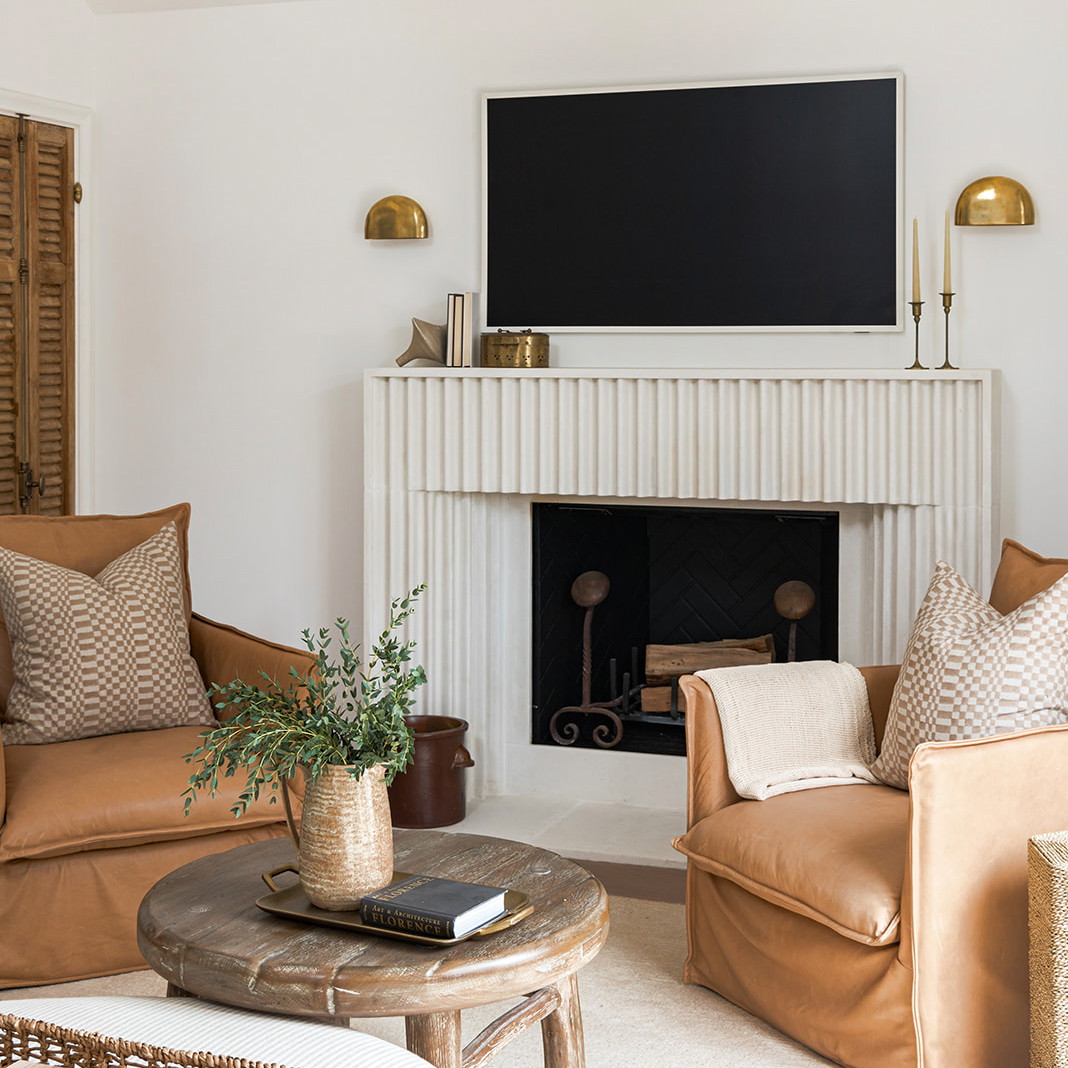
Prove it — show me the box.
[364,367,997,807]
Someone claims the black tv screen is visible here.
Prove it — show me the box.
[482,73,902,333]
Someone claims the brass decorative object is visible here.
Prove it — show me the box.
[954,176,1035,226]
[396,318,446,366]
[938,291,957,370]
[364,195,428,239]
[907,300,925,370]
[937,212,957,369]
[907,217,925,369]
[258,867,534,946]
[480,329,549,368]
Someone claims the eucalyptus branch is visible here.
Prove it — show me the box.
[184,584,428,817]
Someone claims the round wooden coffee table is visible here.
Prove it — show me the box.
[137,830,609,1068]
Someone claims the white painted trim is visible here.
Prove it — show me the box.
[484,70,906,101]
[0,88,94,514]
[0,89,90,130]
[370,366,991,383]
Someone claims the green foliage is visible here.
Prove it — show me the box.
[183,585,427,818]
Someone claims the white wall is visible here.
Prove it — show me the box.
[0,0,100,105]
[52,0,1068,645]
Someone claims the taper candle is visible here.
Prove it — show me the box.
[943,211,952,293]
[912,218,920,302]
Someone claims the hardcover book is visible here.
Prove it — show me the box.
[360,873,507,939]
[459,291,474,367]
[445,293,461,367]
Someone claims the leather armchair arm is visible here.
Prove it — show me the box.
[680,675,740,827]
[860,664,900,749]
[905,724,1068,1067]
[189,614,316,721]
[0,728,5,828]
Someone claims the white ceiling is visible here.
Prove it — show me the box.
[84,0,320,13]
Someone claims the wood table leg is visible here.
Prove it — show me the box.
[406,1010,463,1068]
[540,973,585,1068]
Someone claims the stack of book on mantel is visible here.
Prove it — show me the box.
[445,292,475,367]
[361,873,506,939]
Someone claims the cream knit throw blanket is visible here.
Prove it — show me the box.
[695,660,880,800]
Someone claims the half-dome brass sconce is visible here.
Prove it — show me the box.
[363,195,428,240]
[954,176,1035,226]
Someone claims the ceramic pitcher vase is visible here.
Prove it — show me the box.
[297,762,394,911]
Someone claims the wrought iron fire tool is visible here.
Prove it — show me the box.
[548,571,627,749]
[774,580,816,662]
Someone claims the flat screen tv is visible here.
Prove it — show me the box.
[482,72,903,333]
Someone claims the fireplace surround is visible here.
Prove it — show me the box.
[530,501,840,756]
[364,367,997,808]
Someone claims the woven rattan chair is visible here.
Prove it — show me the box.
[0,996,432,1068]
[2,1016,277,1068]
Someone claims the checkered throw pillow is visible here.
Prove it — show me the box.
[0,522,214,745]
[871,560,1068,789]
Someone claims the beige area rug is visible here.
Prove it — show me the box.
[2,897,833,1067]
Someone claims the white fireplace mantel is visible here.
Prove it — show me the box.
[364,367,997,807]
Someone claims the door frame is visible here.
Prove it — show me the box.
[0,86,93,514]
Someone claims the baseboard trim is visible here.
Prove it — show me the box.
[569,859,685,904]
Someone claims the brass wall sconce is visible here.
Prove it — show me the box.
[954,176,1035,226]
[364,195,428,240]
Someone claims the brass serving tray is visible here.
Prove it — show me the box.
[256,867,534,947]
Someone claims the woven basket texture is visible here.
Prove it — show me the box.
[298,763,393,911]
[0,1012,290,1068]
[1029,832,1068,1068]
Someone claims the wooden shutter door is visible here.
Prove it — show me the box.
[0,115,19,514]
[23,119,74,515]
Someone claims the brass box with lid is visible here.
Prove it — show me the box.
[480,329,549,368]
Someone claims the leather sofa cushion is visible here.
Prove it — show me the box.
[989,538,1068,615]
[673,783,908,946]
[0,725,284,861]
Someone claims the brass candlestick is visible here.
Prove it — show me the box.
[938,291,957,370]
[907,300,925,369]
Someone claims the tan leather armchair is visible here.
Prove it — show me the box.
[673,543,1068,1068]
[0,505,313,989]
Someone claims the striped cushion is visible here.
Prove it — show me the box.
[0,996,432,1068]
[0,522,214,745]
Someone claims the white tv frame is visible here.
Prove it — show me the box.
[480,71,905,335]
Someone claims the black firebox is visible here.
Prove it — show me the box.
[531,503,839,756]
